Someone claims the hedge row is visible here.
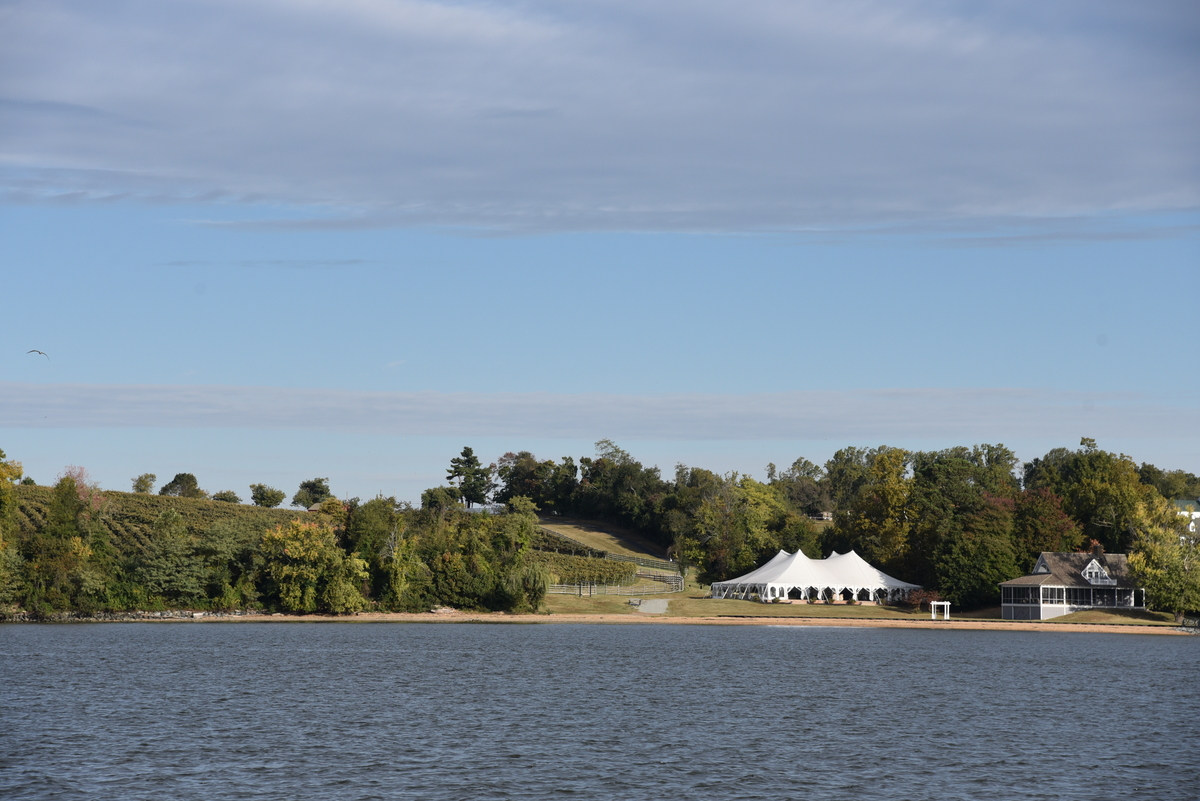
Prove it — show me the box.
[526,551,637,584]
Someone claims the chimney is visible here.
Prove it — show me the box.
[1092,541,1104,558]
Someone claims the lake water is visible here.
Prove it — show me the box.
[1,623,1197,800]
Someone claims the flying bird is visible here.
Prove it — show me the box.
[27,349,49,361]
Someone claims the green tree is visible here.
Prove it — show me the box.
[1138,463,1200,502]
[495,451,556,506]
[292,477,332,509]
[447,447,492,507]
[823,447,873,512]
[19,475,107,611]
[902,445,1019,587]
[828,447,912,571]
[1129,495,1200,622]
[378,525,432,611]
[506,496,540,517]
[132,473,156,494]
[771,456,832,517]
[345,496,401,569]
[549,457,580,510]
[137,509,205,602]
[195,519,262,609]
[212,490,241,503]
[504,560,549,613]
[259,519,367,613]
[573,441,669,535]
[1024,438,1153,553]
[250,484,286,508]
[421,485,462,511]
[932,494,1020,608]
[0,449,24,606]
[681,474,788,582]
[159,473,206,499]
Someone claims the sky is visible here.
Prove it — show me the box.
[2,0,1198,504]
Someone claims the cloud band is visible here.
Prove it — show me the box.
[2,382,1193,441]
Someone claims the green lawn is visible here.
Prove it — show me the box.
[544,585,941,621]
[1045,608,1175,626]
[537,516,669,559]
[542,586,1179,626]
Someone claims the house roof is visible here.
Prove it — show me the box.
[1000,551,1137,589]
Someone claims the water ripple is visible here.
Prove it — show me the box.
[1,623,1196,800]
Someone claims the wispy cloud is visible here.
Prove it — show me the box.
[2,382,1194,441]
[1,0,1196,232]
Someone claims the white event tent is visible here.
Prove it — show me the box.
[709,549,920,603]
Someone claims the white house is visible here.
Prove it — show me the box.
[999,545,1144,621]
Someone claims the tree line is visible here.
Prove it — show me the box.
[433,438,1199,614]
[126,471,333,510]
[0,439,1197,617]
[0,453,548,617]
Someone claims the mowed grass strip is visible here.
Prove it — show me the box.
[537,516,668,559]
[1046,608,1175,626]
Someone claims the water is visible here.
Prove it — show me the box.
[1,623,1196,800]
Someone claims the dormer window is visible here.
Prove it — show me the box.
[1082,559,1116,585]
[1033,556,1050,574]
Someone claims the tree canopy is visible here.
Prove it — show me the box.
[446,447,492,508]
[159,473,206,499]
[2,436,1198,617]
[291,477,332,509]
[250,484,286,508]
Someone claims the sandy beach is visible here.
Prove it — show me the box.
[166,608,1190,635]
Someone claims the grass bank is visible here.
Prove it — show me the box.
[542,584,1179,627]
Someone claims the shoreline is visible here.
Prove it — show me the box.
[4,608,1190,635]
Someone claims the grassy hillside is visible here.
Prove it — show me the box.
[537,516,668,559]
[13,485,303,559]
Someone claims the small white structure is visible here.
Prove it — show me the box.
[710,549,920,603]
[930,601,950,620]
[1175,500,1199,535]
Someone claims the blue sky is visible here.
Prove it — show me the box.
[2,0,1197,503]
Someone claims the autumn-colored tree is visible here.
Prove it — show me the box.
[1012,488,1082,570]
